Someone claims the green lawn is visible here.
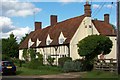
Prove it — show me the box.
[81,70,119,78]
[16,66,62,75]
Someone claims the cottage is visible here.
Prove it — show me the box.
[19,2,116,65]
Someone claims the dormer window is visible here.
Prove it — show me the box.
[36,38,41,47]
[46,34,53,45]
[28,38,34,48]
[59,38,64,44]
[47,40,51,45]
[59,32,66,44]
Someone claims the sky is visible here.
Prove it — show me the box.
[0,0,117,42]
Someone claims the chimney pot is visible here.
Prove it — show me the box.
[35,22,42,31]
[50,15,57,26]
[104,14,109,24]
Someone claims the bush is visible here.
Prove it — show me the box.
[63,60,82,72]
[63,60,74,72]
[24,53,43,69]
[81,60,94,71]
[36,53,43,65]
[47,56,55,66]
[73,60,82,72]
[25,59,43,69]
[58,57,72,67]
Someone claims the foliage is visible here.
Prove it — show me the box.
[2,54,11,61]
[47,56,55,66]
[58,57,72,67]
[19,34,28,44]
[2,33,19,58]
[63,60,82,72]
[36,52,43,65]
[77,35,112,57]
[25,59,42,69]
[23,49,43,66]
[28,49,36,61]
[77,35,113,71]
[23,49,29,61]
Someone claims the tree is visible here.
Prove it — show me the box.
[77,35,113,71]
[2,33,19,59]
[20,34,28,44]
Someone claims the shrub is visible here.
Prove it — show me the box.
[80,59,94,71]
[47,56,55,66]
[73,60,82,72]
[63,60,82,72]
[58,57,72,67]
[25,53,43,69]
[36,53,43,65]
[25,59,43,69]
[63,60,74,72]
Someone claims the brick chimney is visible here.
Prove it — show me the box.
[35,22,42,31]
[84,2,91,17]
[104,14,109,24]
[50,15,57,26]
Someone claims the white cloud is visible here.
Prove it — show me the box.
[0,16,16,33]
[104,4,114,8]
[92,4,100,9]
[0,16,31,42]
[1,0,42,17]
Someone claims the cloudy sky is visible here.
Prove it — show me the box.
[0,0,117,42]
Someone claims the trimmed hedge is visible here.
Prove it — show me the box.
[58,57,72,67]
[63,60,82,72]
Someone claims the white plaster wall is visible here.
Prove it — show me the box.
[19,49,24,60]
[70,17,99,60]
[105,36,117,59]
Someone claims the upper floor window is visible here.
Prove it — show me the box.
[59,38,64,44]
[36,38,41,47]
[28,38,34,48]
[59,32,66,44]
[46,34,52,45]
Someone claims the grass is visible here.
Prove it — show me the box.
[16,66,62,75]
[81,70,119,78]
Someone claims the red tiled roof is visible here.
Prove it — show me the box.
[92,20,116,36]
[19,15,116,49]
[19,15,85,49]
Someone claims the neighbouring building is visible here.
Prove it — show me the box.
[19,2,116,65]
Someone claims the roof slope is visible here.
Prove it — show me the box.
[92,20,116,36]
[19,15,116,49]
[19,15,85,49]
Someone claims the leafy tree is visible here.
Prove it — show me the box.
[2,33,19,58]
[77,35,113,71]
[20,34,28,44]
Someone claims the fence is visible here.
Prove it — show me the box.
[94,59,117,72]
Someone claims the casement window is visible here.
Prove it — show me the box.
[46,34,53,45]
[36,38,41,47]
[59,32,66,44]
[59,38,64,44]
[28,38,34,48]
[47,40,51,45]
